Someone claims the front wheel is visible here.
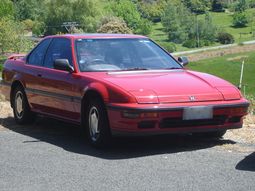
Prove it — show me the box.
[12,86,36,124]
[85,98,111,147]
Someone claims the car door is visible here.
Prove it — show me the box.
[24,38,52,112]
[37,37,80,121]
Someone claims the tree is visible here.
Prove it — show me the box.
[110,0,152,34]
[44,0,101,35]
[233,12,248,27]
[0,17,33,53]
[138,0,167,22]
[13,0,45,21]
[182,0,210,14]
[234,0,248,12]
[248,0,255,8]
[162,1,194,43]
[211,0,225,12]
[0,0,14,18]
[110,0,141,30]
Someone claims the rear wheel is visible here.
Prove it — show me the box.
[12,86,36,124]
[85,98,111,147]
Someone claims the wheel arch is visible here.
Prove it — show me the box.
[81,89,106,126]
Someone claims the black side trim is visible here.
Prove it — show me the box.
[25,88,81,103]
[107,102,250,112]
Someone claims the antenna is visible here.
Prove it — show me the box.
[61,22,79,33]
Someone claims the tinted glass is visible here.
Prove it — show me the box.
[44,38,73,68]
[75,38,181,72]
[28,38,51,66]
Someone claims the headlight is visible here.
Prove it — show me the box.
[129,89,159,104]
[216,87,241,100]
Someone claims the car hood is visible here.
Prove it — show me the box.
[89,70,241,103]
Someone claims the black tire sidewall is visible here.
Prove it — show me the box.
[12,86,34,124]
[85,98,111,147]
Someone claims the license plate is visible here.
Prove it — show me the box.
[183,106,213,120]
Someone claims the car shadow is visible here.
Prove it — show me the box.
[0,116,236,160]
[236,152,255,172]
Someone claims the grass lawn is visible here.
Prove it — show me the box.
[189,51,255,96]
[149,9,255,51]
[199,9,255,43]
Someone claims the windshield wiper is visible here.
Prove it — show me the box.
[123,67,149,71]
[163,67,182,70]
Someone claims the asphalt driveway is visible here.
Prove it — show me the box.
[0,102,254,191]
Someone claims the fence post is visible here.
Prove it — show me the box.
[238,59,245,90]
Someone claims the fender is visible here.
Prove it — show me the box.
[83,82,109,102]
[83,81,136,104]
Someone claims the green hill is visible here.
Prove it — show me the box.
[149,8,255,51]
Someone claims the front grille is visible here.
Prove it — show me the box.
[159,115,227,129]
[138,121,156,129]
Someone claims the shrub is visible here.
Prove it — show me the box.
[232,12,248,27]
[248,0,255,8]
[211,0,225,12]
[158,42,176,53]
[97,16,132,34]
[136,19,152,35]
[182,39,198,48]
[199,40,212,47]
[233,0,248,12]
[217,32,235,44]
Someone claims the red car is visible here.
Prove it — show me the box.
[0,34,249,147]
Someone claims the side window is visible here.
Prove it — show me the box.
[27,39,51,66]
[44,38,73,68]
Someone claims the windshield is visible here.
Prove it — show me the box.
[75,38,182,72]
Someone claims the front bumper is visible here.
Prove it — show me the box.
[107,99,249,136]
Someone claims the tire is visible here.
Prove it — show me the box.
[84,97,111,147]
[12,86,36,125]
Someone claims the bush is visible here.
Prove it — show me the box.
[0,17,34,53]
[32,21,45,36]
[233,0,248,12]
[136,19,152,35]
[158,42,176,53]
[97,16,132,34]
[199,40,212,47]
[182,39,198,48]
[248,0,255,8]
[211,0,225,12]
[217,32,235,44]
[233,12,248,27]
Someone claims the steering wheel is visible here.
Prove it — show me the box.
[87,59,106,65]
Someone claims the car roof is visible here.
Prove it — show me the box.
[46,33,148,39]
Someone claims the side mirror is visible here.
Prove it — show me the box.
[54,59,74,73]
[178,57,189,66]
